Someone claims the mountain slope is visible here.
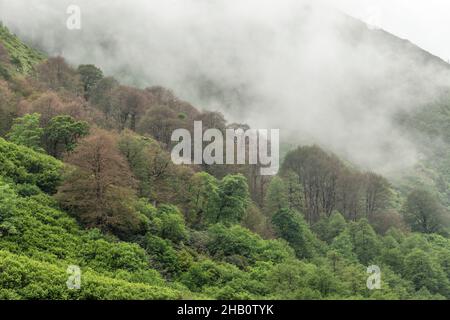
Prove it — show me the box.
[0,23,44,75]
[0,137,189,299]
[0,16,450,300]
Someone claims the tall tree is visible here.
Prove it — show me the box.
[272,208,318,259]
[207,174,250,225]
[403,249,449,294]
[43,115,89,158]
[186,172,219,227]
[77,64,104,100]
[347,219,381,265]
[118,130,193,206]
[264,176,289,215]
[281,146,342,223]
[56,129,141,237]
[112,86,147,131]
[137,106,184,147]
[283,171,304,213]
[363,172,392,217]
[36,57,82,95]
[337,169,364,221]
[90,76,120,119]
[28,92,64,126]
[403,189,447,234]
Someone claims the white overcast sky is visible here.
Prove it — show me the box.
[323,0,450,62]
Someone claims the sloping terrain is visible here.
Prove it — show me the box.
[0,17,450,300]
[0,24,44,75]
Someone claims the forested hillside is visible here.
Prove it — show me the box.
[1,23,450,300]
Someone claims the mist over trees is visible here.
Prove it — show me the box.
[3,0,449,175]
[281,146,394,225]
[1,8,450,300]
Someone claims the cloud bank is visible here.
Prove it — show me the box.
[1,0,449,174]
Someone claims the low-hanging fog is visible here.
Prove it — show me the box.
[1,0,449,174]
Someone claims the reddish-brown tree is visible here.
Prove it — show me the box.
[56,128,143,237]
[36,57,82,95]
[137,106,185,147]
[112,86,147,131]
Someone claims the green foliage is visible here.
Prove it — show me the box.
[142,203,188,244]
[0,142,193,299]
[118,130,192,207]
[77,64,104,99]
[143,234,183,276]
[331,231,356,261]
[0,250,183,300]
[347,219,381,265]
[207,174,250,225]
[264,176,289,215]
[155,205,189,244]
[43,115,89,158]
[2,25,450,301]
[403,249,450,296]
[0,180,145,273]
[0,137,62,193]
[180,259,242,293]
[265,260,342,299]
[0,25,45,75]
[272,208,321,259]
[403,189,448,234]
[7,113,43,151]
[313,212,347,243]
[206,224,294,268]
[186,172,220,227]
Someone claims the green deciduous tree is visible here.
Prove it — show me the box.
[313,211,347,243]
[207,174,250,225]
[403,249,450,295]
[347,219,381,265]
[118,131,193,206]
[264,176,288,215]
[186,172,219,227]
[7,113,43,151]
[43,115,89,158]
[154,205,188,244]
[272,208,319,259]
[403,189,448,234]
[77,64,104,100]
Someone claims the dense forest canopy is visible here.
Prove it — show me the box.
[0,9,450,301]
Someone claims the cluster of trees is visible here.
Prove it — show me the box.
[6,112,89,157]
[56,127,254,240]
[1,31,450,300]
[3,134,450,299]
[270,146,449,236]
[279,146,393,224]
